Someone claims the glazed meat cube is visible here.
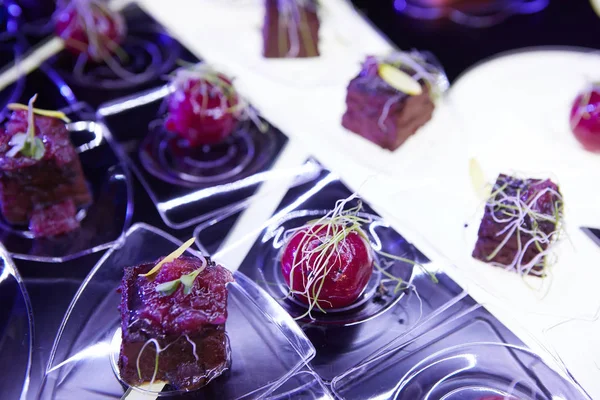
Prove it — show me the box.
[0,108,91,236]
[341,55,439,151]
[263,0,320,58]
[118,256,234,391]
[472,174,563,276]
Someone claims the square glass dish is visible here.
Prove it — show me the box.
[331,304,590,399]
[0,243,34,400]
[98,83,311,229]
[0,68,133,262]
[264,369,333,400]
[195,167,472,381]
[43,4,199,108]
[39,223,316,399]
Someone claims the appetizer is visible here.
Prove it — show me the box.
[165,65,259,147]
[281,219,374,310]
[54,0,126,62]
[0,95,92,237]
[263,0,320,58]
[472,174,563,276]
[118,241,233,391]
[342,52,444,151]
[279,196,434,319]
[570,83,600,152]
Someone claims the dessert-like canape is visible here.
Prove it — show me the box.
[263,0,320,58]
[54,0,126,62]
[0,95,91,237]
[472,174,563,276]
[118,240,233,390]
[281,222,373,310]
[570,83,600,152]
[342,52,445,151]
[164,66,243,147]
[280,195,437,319]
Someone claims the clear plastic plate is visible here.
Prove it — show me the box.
[393,0,549,28]
[0,243,34,400]
[0,68,133,262]
[196,167,471,381]
[331,305,590,400]
[265,369,333,400]
[46,4,200,108]
[39,223,316,399]
[97,84,318,229]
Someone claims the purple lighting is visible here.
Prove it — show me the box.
[393,0,550,28]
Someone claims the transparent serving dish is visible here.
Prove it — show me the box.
[393,0,549,28]
[265,369,333,400]
[0,243,34,400]
[39,223,316,399]
[195,167,473,381]
[45,4,199,108]
[331,304,590,399]
[0,68,133,262]
[98,84,321,229]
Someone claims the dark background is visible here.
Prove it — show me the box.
[351,0,600,81]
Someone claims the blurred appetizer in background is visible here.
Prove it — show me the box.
[0,95,92,237]
[472,174,564,277]
[570,82,600,152]
[263,0,320,58]
[119,241,234,391]
[54,0,126,63]
[342,51,447,151]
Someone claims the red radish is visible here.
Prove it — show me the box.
[281,223,373,310]
[570,85,600,152]
[54,0,126,62]
[165,71,240,147]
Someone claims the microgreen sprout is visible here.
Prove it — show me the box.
[6,94,49,160]
[482,175,564,277]
[135,334,199,386]
[276,0,319,58]
[141,238,196,278]
[287,193,436,320]
[169,64,268,133]
[155,267,206,297]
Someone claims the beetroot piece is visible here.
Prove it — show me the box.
[471,174,563,276]
[0,110,91,237]
[29,199,80,237]
[341,55,436,151]
[263,0,320,58]
[570,85,600,152]
[165,73,240,147]
[118,256,234,391]
[281,224,373,309]
[54,0,126,62]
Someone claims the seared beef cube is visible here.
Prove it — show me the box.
[472,174,563,275]
[29,199,79,237]
[0,110,91,235]
[341,56,435,151]
[118,256,234,391]
[263,0,320,58]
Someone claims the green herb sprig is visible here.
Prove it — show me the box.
[6,94,49,160]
